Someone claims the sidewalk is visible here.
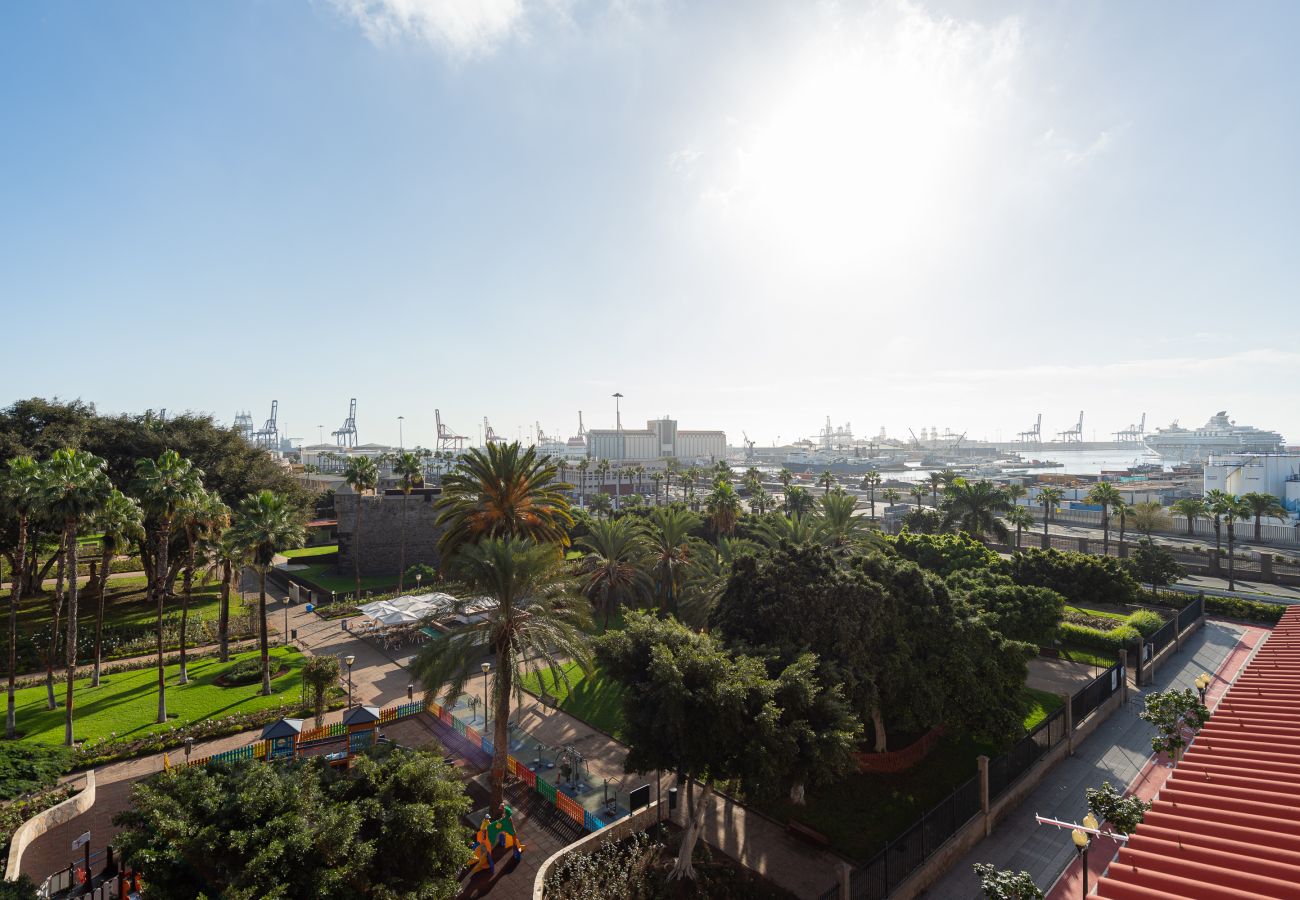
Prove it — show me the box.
[920,619,1261,899]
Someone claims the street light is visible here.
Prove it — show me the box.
[345,655,356,709]
[481,661,491,729]
[1194,672,1211,704]
[1071,813,1099,898]
[398,415,404,450]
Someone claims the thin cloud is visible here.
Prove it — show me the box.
[331,0,528,58]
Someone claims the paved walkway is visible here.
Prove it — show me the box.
[920,619,1265,898]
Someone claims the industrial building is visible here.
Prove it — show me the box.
[585,418,727,463]
[1203,451,1300,513]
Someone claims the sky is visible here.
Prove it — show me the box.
[3,1,1299,448]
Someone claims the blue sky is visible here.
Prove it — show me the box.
[3,1,1299,448]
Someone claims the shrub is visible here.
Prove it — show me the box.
[1085,781,1151,835]
[889,531,1003,577]
[1205,595,1285,623]
[1008,549,1140,608]
[0,744,71,802]
[219,657,265,686]
[1058,621,1140,652]
[545,830,663,900]
[1123,610,1166,637]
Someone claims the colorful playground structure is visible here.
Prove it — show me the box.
[466,806,525,875]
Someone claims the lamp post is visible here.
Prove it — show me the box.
[416,572,422,590]
[398,415,404,450]
[184,736,194,761]
[1194,672,1211,705]
[1071,813,1099,898]
[345,654,356,709]
[481,661,491,730]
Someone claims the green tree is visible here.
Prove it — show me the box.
[88,489,144,686]
[41,449,113,745]
[1170,497,1206,537]
[176,489,228,685]
[413,539,591,817]
[909,483,927,510]
[1242,491,1286,541]
[342,456,378,599]
[577,518,652,631]
[587,491,613,518]
[860,471,881,518]
[1138,687,1210,763]
[1127,500,1168,538]
[435,442,573,563]
[928,471,945,506]
[1004,483,1028,508]
[392,451,424,592]
[972,864,1043,900]
[113,746,469,899]
[1203,488,1230,556]
[1126,539,1185,597]
[678,536,759,628]
[889,531,1001,577]
[753,511,823,548]
[230,490,305,695]
[575,457,589,508]
[202,530,247,663]
[1006,548,1141,608]
[1036,486,1064,548]
[941,479,1011,542]
[947,570,1064,646]
[0,457,43,738]
[818,489,873,547]
[1086,482,1124,555]
[1220,494,1250,591]
[302,655,341,727]
[649,471,663,506]
[704,479,742,536]
[778,468,794,512]
[786,485,815,517]
[644,506,700,615]
[882,487,901,508]
[818,471,836,496]
[597,612,859,878]
[1084,781,1151,836]
[132,449,205,723]
[1005,506,1034,550]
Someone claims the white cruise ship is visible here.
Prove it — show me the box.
[1143,411,1285,461]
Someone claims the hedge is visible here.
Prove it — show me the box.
[1124,610,1166,637]
[1146,592,1286,625]
[1058,621,1141,652]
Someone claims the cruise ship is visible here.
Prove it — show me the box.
[1143,411,1285,461]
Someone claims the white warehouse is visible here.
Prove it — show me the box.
[586,418,726,463]
[1203,452,1300,513]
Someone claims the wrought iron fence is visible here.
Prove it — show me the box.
[1071,661,1123,726]
[987,706,1065,804]
[1176,594,1205,631]
[1147,617,1178,657]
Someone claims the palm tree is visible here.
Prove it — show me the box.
[42,449,112,745]
[412,538,592,818]
[595,459,611,505]
[176,490,228,684]
[435,442,573,562]
[681,468,699,511]
[577,518,652,630]
[818,489,873,547]
[1128,501,1169,539]
[202,529,246,663]
[1242,492,1287,542]
[882,487,901,507]
[343,456,378,599]
[1204,488,1230,557]
[754,510,824,548]
[133,449,204,724]
[1004,483,1027,508]
[576,458,590,507]
[744,467,762,485]
[1005,506,1034,549]
[392,451,424,592]
[1114,499,1128,556]
[778,468,794,512]
[650,471,663,506]
[588,492,613,518]
[230,490,305,695]
[1220,495,1250,591]
[1037,486,1064,548]
[664,458,679,501]
[786,485,815,517]
[908,484,927,510]
[1,457,43,738]
[1170,497,1206,537]
[860,471,881,518]
[679,536,759,627]
[750,487,773,514]
[1086,482,1124,555]
[940,479,1011,542]
[635,465,647,497]
[705,480,743,536]
[818,471,836,496]
[645,506,700,615]
[89,490,144,687]
[927,471,945,505]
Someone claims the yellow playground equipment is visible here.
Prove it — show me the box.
[467,805,525,875]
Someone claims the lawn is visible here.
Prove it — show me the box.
[518,661,627,739]
[289,563,396,596]
[1023,687,1065,731]
[282,545,338,559]
[13,646,308,745]
[1064,605,1127,620]
[1057,645,1118,669]
[15,575,247,635]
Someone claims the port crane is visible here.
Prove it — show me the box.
[1056,411,1084,443]
[483,417,506,445]
[1113,413,1146,442]
[252,401,279,449]
[233,410,255,443]
[332,398,358,447]
[742,431,757,462]
[1017,414,1042,443]
[435,409,468,451]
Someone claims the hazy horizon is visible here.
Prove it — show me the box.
[5,1,1298,448]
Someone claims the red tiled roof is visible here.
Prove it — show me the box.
[1096,606,1300,900]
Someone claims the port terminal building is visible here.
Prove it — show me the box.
[586,418,726,463]
[1203,451,1300,513]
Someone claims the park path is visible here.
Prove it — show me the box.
[920,619,1269,899]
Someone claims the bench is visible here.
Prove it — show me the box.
[787,820,833,848]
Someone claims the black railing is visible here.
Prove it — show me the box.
[1071,661,1123,726]
[987,706,1064,803]
[1177,594,1205,632]
[1147,617,1178,657]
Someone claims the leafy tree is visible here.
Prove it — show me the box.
[341,456,378,599]
[392,450,424,592]
[1138,687,1210,763]
[678,536,759,628]
[1170,497,1206,537]
[753,511,824,548]
[113,746,469,899]
[597,613,859,879]
[947,570,1064,646]
[88,489,144,684]
[1036,486,1064,548]
[1086,482,1124,555]
[576,518,652,630]
[0,457,43,738]
[302,655,341,727]
[941,479,1011,542]
[412,538,591,818]
[972,864,1043,900]
[902,507,944,534]
[908,483,927,510]
[889,531,1001,577]
[0,876,37,900]
[1084,781,1151,835]
[1242,491,1286,541]
[0,741,70,801]
[1005,506,1034,549]
[587,491,613,518]
[230,490,304,695]
[1006,548,1140,608]
[1126,539,1186,597]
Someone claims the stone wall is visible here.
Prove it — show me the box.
[532,801,662,899]
[6,771,95,880]
[335,490,443,576]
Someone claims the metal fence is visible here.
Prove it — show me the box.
[1147,617,1178,657]
[851,775,982,900]
[1071,661,1124,726]
[1176,594,1205,631]
[987,706,1066,804]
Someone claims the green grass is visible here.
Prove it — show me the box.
[282,545,338,559]
[1064,605,1127,621]
[1057,644,1119,668]
[15,576,246,635]
[1023,687,1064,731]
[14,647,308,745]
[519,661,628,739]
[290,563,396,596]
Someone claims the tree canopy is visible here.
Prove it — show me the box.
[1005,548,1141,608]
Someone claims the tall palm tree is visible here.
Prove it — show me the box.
[818,471,836,496]
[778,468,794,512]
[635,464,647,496]
[937,468,960,490]
[412,539,592,818]
[576,458,590,507]
[577,518,652,630]
[1004,483,1028,508]
[645,506,700,615]
[650,472,663,506]
[1220,495,1250,591]
[681,468,699,511]
[927,471,945,506]
[42,449,113,746]
[132,449,204,724]
[588,492,613,518]
[750,486,773,514]
[89,489,144,686]
[818,489,873,547]
[786,485,815,517]
[705,479,743,537]
[679,535,760,627]
[392,451,424,591]
[1204,488,1230,557]
[342,456,379,599]
[940,479,1011,542]
[860,471,881,519]
[595,459,611,505]
[1128,501,1168,539]
[202,529,246,663]
[230,490,305,695]
[1005,506,1034,550]
[176,490,228,684]
[664,458,679,502]
[435,442,573,563]
[754,510,824,548]
[1037,486,1064,549]
[908,484,927,510]
[882,487,901,507]
[1,456,43,738]
[1086,482,1124,555]
[1242,492,1287,542]
[744,466,762,485]
[1114,499,1128,556]
[1170,497,1207,537]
